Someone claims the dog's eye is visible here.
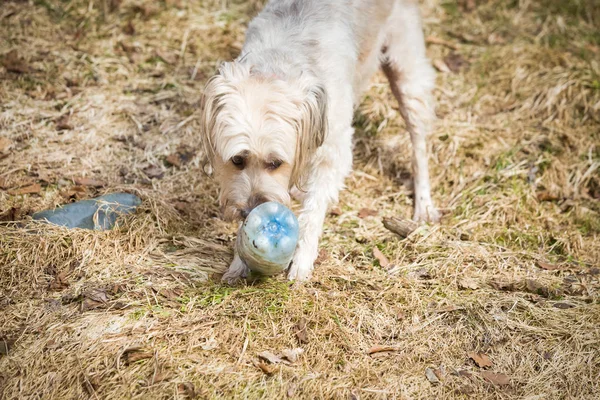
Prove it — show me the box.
[231,155,245,169]
[266,159,283,171]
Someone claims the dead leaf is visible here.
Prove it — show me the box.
[425,368,440,384]
[143,165,164,179]
[481,371,510,385]
[55,115,73,131]
[151,370,171,384]
[553,302,575,309]
[8,183,42,195]
[468,352,493,368]
[165,154,183,168]
[123,20,135,35]
[459,0,476,12]
[433,59,451,73]
[295,319,308,344]
[73,177,105,188]
[0,137,12,153]
[1,50,29,73]
[458,277,480,290]
[368,345,399,355]
[358,208,378,218]
[49,271,70,291]
[258,351,286,365]
[329,207,342,216]
[444,52,468,73]
[538,261,561,271]
[123,348,153,364]
[84,288,109,303]
[61,185,87,200]
[177,382,197,398]
[255,360,277,375]
[373,247,389,268]
[281,348,304,363]
[537,191,560,202]
[314,249,329,266]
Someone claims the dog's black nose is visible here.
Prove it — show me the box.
[240,208,251,219]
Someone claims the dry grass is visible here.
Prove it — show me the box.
[1,0,599,399]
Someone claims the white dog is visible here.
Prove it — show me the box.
[200,0,440,282]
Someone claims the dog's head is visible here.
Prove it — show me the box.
[200,62,327,220]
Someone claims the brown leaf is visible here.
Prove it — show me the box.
[1,50,29,73]
[553,302,575,309]
[123,347,153,364]
[255,360,277,375]
[425,368,440,384]
[123,20,135,35]
[368,345,399,355]
[143,165,164,179]
[177,382,197,399]
[55,115,73,131]
[468,352,493,368]
[49,271,70,291]
[73,177,105,188]
[61,185,87,199]
[314,249,329,266]
[295,318,308,344]
[443,52,468,73]
[537,191,560,202]
[84,288,109,303]
[127,351,153,363]
[258,351,286,365]
[459,0,476,12]
[81,299,106,311]
[8,183,42,195]
[481,371,510,385]
[537,261,561,271]
[373,247,389,268]
[358,208,378,218]
[165,153,183,168]
[458,277,480,290]
[329,207,342,216]
[0,137,12,153]
[151,370,171,384]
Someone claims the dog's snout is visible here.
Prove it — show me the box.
[242,194,269,218]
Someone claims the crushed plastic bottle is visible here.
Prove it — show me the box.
[32,193,141,230]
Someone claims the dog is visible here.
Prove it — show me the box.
[200,0,440,283]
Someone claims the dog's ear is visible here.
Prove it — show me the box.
[290,82,328,189]
[199,72,226,168]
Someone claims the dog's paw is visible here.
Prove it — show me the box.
[287,250,314,282]
[221,256,249,285]
[413,202,440,224]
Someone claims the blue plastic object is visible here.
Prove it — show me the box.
[237,202,299,276]
[32,193,141,230]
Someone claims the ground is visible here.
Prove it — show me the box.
[1,0,599,399]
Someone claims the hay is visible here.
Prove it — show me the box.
[1,0,599,399]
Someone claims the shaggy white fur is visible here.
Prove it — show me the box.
[200,0,440,282]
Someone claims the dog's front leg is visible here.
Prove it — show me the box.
[288,130,353,281]
[222,235,250,284]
